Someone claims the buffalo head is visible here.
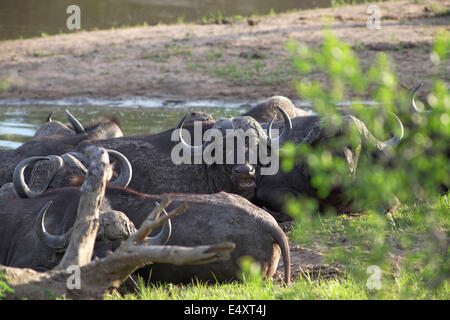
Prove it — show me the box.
[13,149,132,198]
[34,110,123,140]
[35,199,171,256]
[174,106,292,198]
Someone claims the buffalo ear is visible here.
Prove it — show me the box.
[70,176,85,186]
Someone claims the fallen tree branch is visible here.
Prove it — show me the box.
[0,241,234,300]
[58,146,112,270]
[0,146,234,299]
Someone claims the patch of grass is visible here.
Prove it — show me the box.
[105,196,449,301]
[431,7,450,17]
[194,52,294,85]
[116,22,149,29]
[353,39,364,51]
[0,78,10,92]
[172,45,192,57]
[331,0,357,8]
[204,48,223,62]
[0,272,14,299]
[201,10,225,24]
[140,45,192,62]
[331,0,400,8]
[177,16,185,24]
[209,61,269,83]
[199,6,299,25]
[27,51,60,58]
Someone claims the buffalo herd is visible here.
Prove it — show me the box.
[0,85,430,287]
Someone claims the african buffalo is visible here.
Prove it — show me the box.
[12,149,132,198]
[0,110,123,186]
[8,183,290,284]
[0,188,170,271]
[34,110,123,139]
[90,186,291,284]
[254,112,405,221]
[71,111,292,200]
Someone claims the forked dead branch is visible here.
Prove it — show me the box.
[0,146,235,300]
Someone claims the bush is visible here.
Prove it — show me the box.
[283,28,449,297]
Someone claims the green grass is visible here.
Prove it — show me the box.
[331,0,357,8]
[108,272,449,300]
[25,50,62,58]
[199,6,296,25]
[188,50,296,85]
[106,196,449,300]
[140,45,192,62]
[0,78,9,92]
[331,0,400,8]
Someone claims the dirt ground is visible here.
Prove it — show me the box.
[0,0,449,103]
[272,222,344,284]
[0,0,448,282]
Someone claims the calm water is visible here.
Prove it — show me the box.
[0,104,246,149]
[0,0,368,40]
[0,99,381,149]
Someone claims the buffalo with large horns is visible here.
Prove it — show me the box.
[254,109,405,221]
[0,110,124,186]
[12,149,132,199]
[0,188,171,271]
[69,111,293,199]
[7,184,291,284]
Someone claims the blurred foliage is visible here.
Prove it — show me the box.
[283,28,449,297]
[239,256,264,286]
[107,29,448,301]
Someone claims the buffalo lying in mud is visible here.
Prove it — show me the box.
[0,188,171,271]
[254,111,405,221]
[72,111,292,200]
[7,185,291,284]
[106,188,291,285]
[0,111,123,186]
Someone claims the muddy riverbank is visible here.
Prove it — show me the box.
[0,0,449,102]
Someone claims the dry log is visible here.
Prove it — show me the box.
[0,146,234,299]
[57,146,112,269]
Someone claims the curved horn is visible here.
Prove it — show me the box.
[266,105,293,146]
[380,112,404,149]
[65,109,85,133]
[13,156,64,198]
[45,112,53,122]
[68,150,132,187]
[410,82,431,113]
[61,153,88,174]
[35,201,72,250]
[145,206,172,245]
[106,149,133,188]
[175,113,208,154]
[67,152,90,168]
